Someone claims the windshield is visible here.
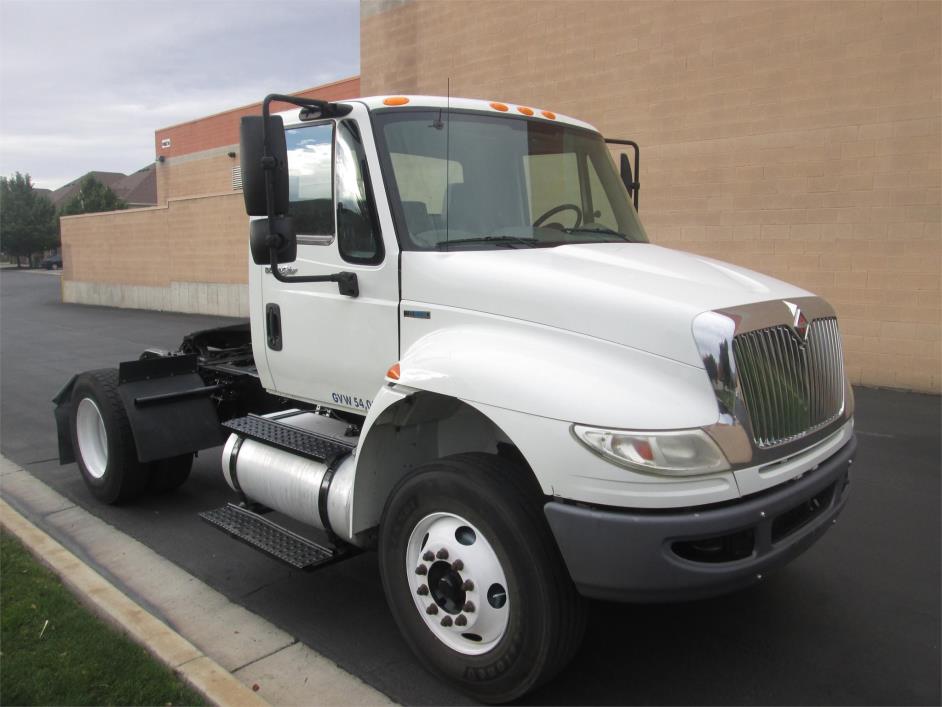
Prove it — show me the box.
[375,109,648,251]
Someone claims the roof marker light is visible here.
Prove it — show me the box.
[541,110,557,120]
[517,106,534,116]
[383,96,410,106]
[490,102,509,112]
[386,362,401,381]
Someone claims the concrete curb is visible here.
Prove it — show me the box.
[0,455,392,706]
[0,495,268,707]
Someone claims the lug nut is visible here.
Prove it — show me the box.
[423,551,435,562]
[426,604,439,615]
[461,580,474,591]
[415,565,427,576]
[463,601,475,613]
[436,548,449,560]
[440,616,453,627]
[452,559,464,571]
[417,584,429,596]
[455,614,468,626]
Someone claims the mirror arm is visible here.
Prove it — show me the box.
[268,248,359,297]
[605,138,640,211]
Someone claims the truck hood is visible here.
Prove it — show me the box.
[401,243,813,367]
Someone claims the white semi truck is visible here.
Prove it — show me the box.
[55,94,856,702]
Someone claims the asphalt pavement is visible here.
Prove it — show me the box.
[1,269,939,705]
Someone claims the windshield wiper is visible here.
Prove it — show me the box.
[563,226,633,242]
[437,235,541,250]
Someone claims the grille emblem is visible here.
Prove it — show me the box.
[784,301,809,341]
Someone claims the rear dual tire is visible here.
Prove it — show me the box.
[70,369,191,504]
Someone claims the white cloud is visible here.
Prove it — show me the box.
[0,0,359,189]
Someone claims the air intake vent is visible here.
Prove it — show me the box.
[733,318,844,448]
[231,166,242,191]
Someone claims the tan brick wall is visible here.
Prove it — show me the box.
[62,192,247,287]
[362,0,942,392]
[156,150,239,204]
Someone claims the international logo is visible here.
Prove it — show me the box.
[784,301,809,341]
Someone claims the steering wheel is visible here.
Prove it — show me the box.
[533,203,583,229]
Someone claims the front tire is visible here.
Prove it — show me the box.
[70,369,149,504]
[379,453,586,703]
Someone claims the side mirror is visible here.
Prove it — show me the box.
[249,217,296,265]
[620,153,634,194]
[607,138,640,210]
[240,115,289,217]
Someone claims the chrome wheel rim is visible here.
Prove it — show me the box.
[407,512,509,655]
[76,397,108,479]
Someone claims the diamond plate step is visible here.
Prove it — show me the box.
[199,503,343,570]
[223,414,355,463]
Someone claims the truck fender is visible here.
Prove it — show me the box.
[349,384,531,537]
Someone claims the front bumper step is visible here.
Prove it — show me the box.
[200,503,345,570]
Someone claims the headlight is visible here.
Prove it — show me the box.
[571,425,730,476]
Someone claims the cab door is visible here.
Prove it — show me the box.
[258,104,399,415]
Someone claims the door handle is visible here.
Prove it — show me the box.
[266,303,282,350]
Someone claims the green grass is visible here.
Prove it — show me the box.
[1,528,205,706]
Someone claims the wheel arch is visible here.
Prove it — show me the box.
[349,387,544,537]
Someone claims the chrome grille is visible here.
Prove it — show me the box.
[733,318,844,448]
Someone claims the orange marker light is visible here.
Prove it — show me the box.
[541,110,557,120]
[386,362,401,381]
[517,106,534,116]
[383,96,410,106]
[490,102,509,112]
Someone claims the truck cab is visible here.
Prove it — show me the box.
[56,94,855,703]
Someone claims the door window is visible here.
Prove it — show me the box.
[285,123,334,235]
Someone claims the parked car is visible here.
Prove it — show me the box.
[41,254,62,270]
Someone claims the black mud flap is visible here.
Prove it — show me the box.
[53,375,78,464]
[117,355,227,463]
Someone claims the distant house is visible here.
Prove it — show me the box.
[51,165,157,209]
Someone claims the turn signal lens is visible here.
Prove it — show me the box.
[571,425,730,476]
[383,96,410,106]
[386,363,401,381]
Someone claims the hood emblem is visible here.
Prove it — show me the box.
[785,301,809,341]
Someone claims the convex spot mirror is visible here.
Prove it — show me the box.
[250,217,297,265]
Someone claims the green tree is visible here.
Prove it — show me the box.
[0,173,58,267]
[59,175,127,216]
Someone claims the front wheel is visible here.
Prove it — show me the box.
[379,453,586,703]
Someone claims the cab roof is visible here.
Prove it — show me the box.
[351,95,599,133]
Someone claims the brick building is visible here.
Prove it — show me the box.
[62,2,941,391]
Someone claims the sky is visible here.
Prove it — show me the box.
[0,0,360,190]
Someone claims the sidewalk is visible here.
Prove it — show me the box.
[0,455,391,706]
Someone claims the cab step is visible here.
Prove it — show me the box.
[199,503,347,570]
[222,413,356,463]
